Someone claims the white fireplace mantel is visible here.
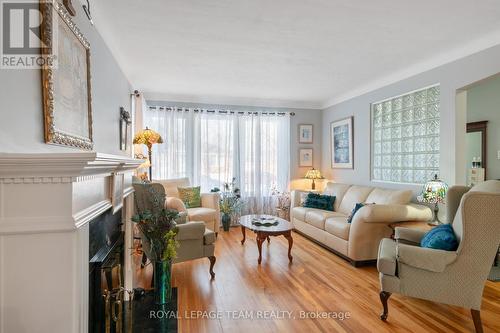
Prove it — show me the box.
[0,152,142,333]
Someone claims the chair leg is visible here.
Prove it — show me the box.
[208,256,216,279]
[379,291,392,321]
[471,309,483,333]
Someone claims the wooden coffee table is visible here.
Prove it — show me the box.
[239,214,294,264]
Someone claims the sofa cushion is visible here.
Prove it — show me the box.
[377,238,397,276]
[323,183,352,211]
[187,207,217,222]
[303,193,335,211]
[366,188,412,205]
[292,206,309,221]
[325,216,351,240]
[305,210,340,229]
[338,186,374,215]
[157,178,191,198]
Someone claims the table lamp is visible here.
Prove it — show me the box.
[133,127,163,180]
[417,174,448,226]
[304,168,323,190]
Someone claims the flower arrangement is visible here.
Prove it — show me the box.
[132,183,179,262]
[270,184,291,211]
[211,178,244,231]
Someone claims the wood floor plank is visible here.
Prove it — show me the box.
[133,228,500,333]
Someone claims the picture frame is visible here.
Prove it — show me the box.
[298,124,313,144]
[299,148,313,167]
[110,173,125,214]
[330,117,353,169]
[119,107,131,151]
[40,1,93,150]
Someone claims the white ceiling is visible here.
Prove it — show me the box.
[90,0,500,109]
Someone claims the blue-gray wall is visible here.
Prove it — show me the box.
[321,44,500,192]
[0,4,132,155]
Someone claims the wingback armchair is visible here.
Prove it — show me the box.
[156,178,221,234]
[377,180,500,332]
[133,183,216,279]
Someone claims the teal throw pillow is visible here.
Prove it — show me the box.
[420,224,458,251]
[347,203,365,223]
[303,193,335,211]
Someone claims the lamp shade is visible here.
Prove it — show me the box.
[304,168,323,180]
[133,127,163,148]
[417,174,448,204]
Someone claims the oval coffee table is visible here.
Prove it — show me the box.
[239,214,294,264]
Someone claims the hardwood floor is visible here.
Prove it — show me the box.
[133,228,500,333]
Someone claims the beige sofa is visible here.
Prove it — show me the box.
[291,182,432,265]
[157,178,221,233]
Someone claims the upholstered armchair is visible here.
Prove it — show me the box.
[377,180,500,332]
[156,178,221,234]
[133,183,216,279]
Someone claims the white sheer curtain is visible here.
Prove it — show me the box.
[144,107,290,215]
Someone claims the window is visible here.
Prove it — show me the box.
[371,85,440,184]
[144,107,290,214]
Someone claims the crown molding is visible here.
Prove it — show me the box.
[322,30,500,108]
[144,92,323,110]
[0,152,143,179]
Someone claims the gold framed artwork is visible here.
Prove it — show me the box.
[298,124,313,143]
[40,1,93,150]
[299,148,313,167]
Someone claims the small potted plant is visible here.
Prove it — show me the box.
[132,183,179,304]
[211,178,244,231]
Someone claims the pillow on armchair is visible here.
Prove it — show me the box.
[178,186,202,208]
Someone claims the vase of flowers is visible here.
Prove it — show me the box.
[211,178,244,231]
[132,183,179,304]
[271,184,291,220]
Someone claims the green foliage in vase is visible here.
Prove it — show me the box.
[132,182,180,261]
[211,178,244,215]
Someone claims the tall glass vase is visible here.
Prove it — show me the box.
[154,259,173,304]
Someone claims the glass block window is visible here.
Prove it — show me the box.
[371,85,440,184]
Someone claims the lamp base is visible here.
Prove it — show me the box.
[427,220,441,226]
[427,203,441,226]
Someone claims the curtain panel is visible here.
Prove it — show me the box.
[145,107,291,215]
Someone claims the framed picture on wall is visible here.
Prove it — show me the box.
[298,124,313,143]
[330,117,353,169]
[299,148,314,167]
[40,1,93,150]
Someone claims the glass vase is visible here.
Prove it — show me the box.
[154,259,173,304]
[222,213,231,231]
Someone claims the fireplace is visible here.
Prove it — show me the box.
[89,208,125,333]
[0,152,142,333]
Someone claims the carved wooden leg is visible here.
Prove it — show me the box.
[284,231,293,263]
[256,233,265,264]
[241,226,246,245]
[208,256,216,279]
[379,291,391,321]
[471,309,483,333]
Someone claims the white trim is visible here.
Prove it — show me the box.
[73,200,113,229]
[0,216,75,234]
[370,83,440,106]
[323,30,500,108]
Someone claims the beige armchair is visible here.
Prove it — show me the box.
[157,178,221,234]
[133,183,216,279]
[377,180,500,332]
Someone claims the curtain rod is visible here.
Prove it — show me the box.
[148,106,295,116]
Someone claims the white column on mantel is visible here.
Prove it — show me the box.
[0,153,142,333]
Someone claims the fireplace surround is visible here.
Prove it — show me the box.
[0,153,142,333]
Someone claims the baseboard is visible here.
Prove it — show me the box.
[292,229,376,267]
